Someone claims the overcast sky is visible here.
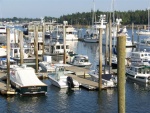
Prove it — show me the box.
[0,0,149,18]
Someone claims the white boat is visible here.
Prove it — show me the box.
[111,54,118,67]
[136,8,150,35]
[129,49,150,66]
[0,58,18,70]
[39,61,56,72]
[10,47,36,64]
[0,47,6,57]
[88,64,117,88]
[45,41,70,55]
[112,26,133,47]
[27,31,43,55]
[48,64,80,88]
[10,65,47,95]
[136,29,150,35]
[0,25,6,43]
[59,25,78,41]
[137,37,150,50]
[66,53,91,68]
[126,65,150,83]
[84,3,106,43]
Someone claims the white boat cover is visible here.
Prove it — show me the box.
[13,67,47,87]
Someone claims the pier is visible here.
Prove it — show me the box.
[0,71,17,95]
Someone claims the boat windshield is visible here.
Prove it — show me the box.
[137,67,150,74]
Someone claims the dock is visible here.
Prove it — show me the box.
[0,71,17,95]
[0,64,118,95]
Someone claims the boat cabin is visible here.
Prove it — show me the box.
[10,48,33,58]
[130,50,150,66]
[128,66,150,75]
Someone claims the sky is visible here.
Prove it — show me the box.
[0,0,149,18]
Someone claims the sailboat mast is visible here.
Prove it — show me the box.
[112,0,115,24]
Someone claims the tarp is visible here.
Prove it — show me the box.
[14,67,46,86]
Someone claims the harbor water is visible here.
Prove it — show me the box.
[1,28,150,113]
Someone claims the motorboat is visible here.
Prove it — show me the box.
[137,38,150,50]
[88,64,117,88]
[59,25,78,41]
[136,8,150,35]
[44,41,71,55]
[27,31,43,55]
[112,26,133,47]
[48,64,80,88]
[0,47,6,57]
[83,33,99,43]
[0,25,6,43]
[136,29,150,35]
[10,65,47,95]
[83,1,106,43]
[66,53,91,68]
[111,54,118,68]
[10,47,36,64]
[0,58,19,70]
[39,61,56,72]
[129,49,150,66]
[84,20,106,43]
[126,65,150,83]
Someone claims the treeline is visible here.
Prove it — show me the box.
[1,9,148,25]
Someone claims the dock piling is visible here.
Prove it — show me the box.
[117,34,126,113]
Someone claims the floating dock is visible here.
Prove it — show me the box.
[0,71,17,95]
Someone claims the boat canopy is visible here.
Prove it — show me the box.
[14,67,46,86]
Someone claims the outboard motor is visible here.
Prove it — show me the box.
[67,76,75,88]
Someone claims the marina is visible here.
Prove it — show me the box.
[0,0,150,113]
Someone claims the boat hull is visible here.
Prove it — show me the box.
[126,73,149,83]
[10,80,47,95]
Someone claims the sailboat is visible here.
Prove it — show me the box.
[136,8,150,35]
[83,0,106,43]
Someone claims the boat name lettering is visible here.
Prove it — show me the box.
[28,87,41,90]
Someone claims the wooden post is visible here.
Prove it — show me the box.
[117,34,126,113]
[105,24,109,74]
[42,24,45,60]
[6,28,10,91]
[137,27,140,51]
[20,31,24,65]
[14,29,16,44]
[143,25,147,30]
[98,28,103,90]
[63,21,66,64]
[35,26,39,73]
[109,19,112,74]
[132,23,134,46]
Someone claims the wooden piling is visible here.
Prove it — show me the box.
[35,26,39,73]
[132,23,134,45]
[117,34,126,113]
[98,28,103,90]
[137,27,140,51]
[20,31,24,65]
[6,28,10,91]
[105,24,109,74]
[109,19,112,74]
[63,21,66,64]
[42,24,45,60]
